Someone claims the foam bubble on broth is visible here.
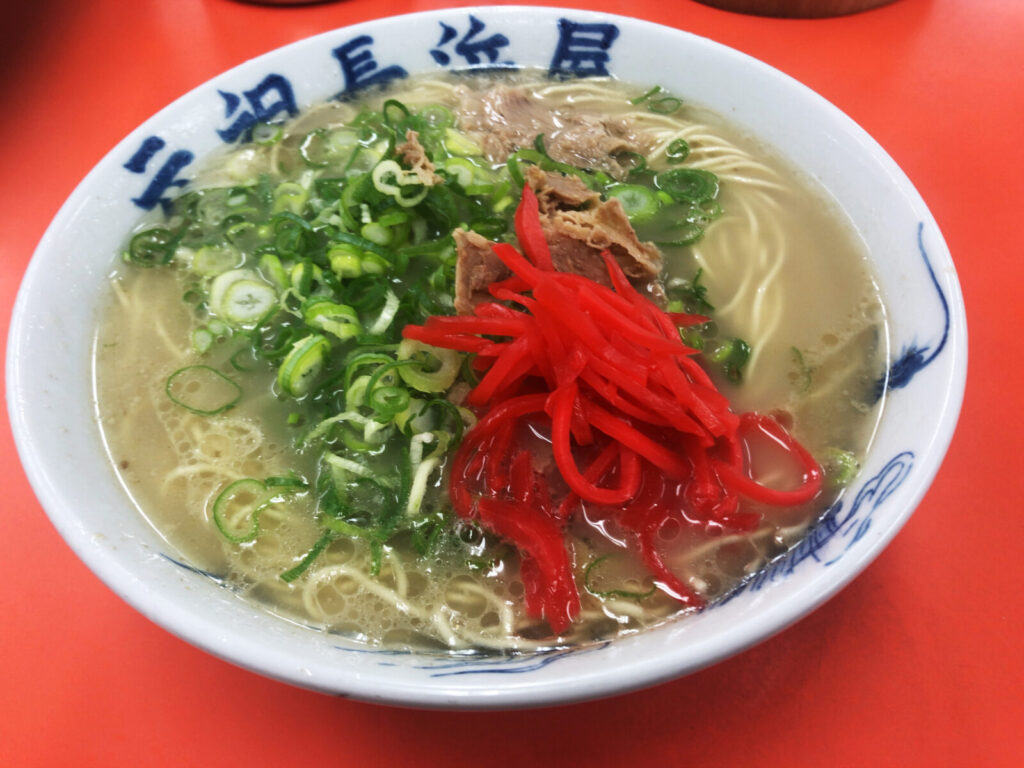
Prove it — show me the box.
[93,72,888,652]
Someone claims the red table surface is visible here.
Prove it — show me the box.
[2,0,1021,765]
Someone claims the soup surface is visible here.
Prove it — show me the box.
[95,72,888,651]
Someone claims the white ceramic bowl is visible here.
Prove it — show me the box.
[7,7,966,708]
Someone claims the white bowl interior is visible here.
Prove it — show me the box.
[7,7,965,708]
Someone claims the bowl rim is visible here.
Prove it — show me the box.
[7,6,967,709]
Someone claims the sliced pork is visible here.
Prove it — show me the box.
[454,84,653,180]
[396,130,442,186]
[527,167,663,289]
[453,228,511,315]
[454,169,665,314]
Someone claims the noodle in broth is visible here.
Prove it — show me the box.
[95,73,887,652]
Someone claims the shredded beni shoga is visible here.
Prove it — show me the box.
[404,185,824,634]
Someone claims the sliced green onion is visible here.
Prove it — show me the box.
[272,181,309,215]
[344,378,373,415]
[697,199,724,222]
[584,555,657,599]
[252,122,283,145]
[325,129,360,159]
[224,221,257,246]
[606,184,660,223]
[492,195,515,214]
[360,221,392,246]
[254,322,306,362]
[303,297,361,341]
[289,261,318,296]
[507,146,603,192]
[229,342,260,373]
[321,515,376,538]
[301,409,363,446]
[365,361,404,400]
[264,472,309,491]
[678,326,705,352]
[272,212,314,258]
[409,510,447,556]
[649,96,682,114]
[299,129,331,168]
[396,338,460,393]
[442,157,479,188]
[468,216,507,239]
[791,346,813,393]
[213,478,271,543]
[209,319,232,338]
[277,334,331,397]
[666,269,715,313]
[192,244,241,277]
[165,365,242,415]
[655,221,706,247]
[125,228,179,267]
[382,98,411,126]
[710,337,751,383]
[366,289,400,336]
[824,448,861,486]
[393,397,425,434]
[324,452,374,478]
[330,230,395,262]
[630,85,663,105]
[443,128,482,157]
[182,283,204,307]
[394,185,428,208]
[419,104,454,128]
[464,183,496,196]
[208,269,278,327]
[377,210,410,228]
[615,151,647,175]
[328,244,363,279]
[666,138,690,162]
[344,145,383,176]
[342,352,395,390]
[368,385,410,421]
[405,454,440,515]
[258,253,290,290]
[371,160,427,207]
[506,148,543,189]
[359,253,388,276]
[191,327,214,354]
[338,423,382,453]
[280,530,335,582]
[654,168,720,203]
[630,85,682,115]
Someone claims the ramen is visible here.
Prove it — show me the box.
[95,72,888,651]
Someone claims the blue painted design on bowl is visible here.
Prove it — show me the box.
[873,222,951,400]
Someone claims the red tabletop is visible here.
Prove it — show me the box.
[2,1,1021,765]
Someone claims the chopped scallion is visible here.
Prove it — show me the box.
[165,365,242,415]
